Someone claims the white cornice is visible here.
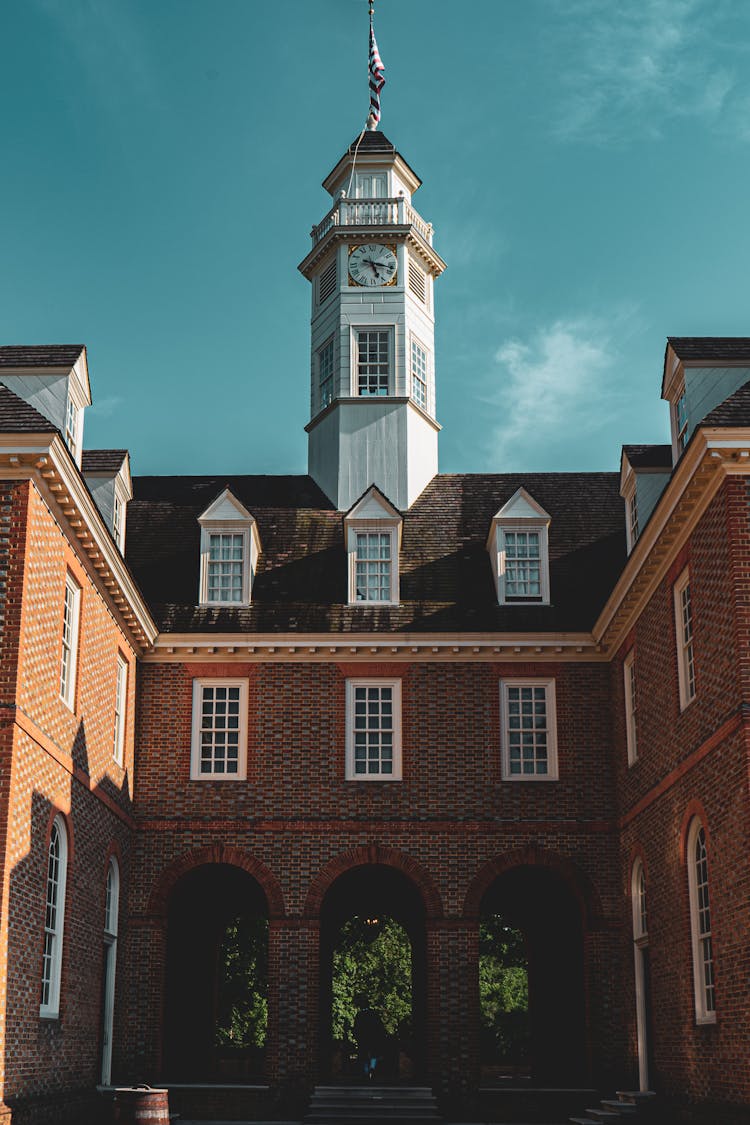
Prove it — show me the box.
[0,435,157,649]
[144,631,604,663]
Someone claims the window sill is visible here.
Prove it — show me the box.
[501,774,559,783]
[695,1012,717,1026]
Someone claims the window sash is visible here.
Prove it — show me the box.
[207,532,245,603]
[674,570,696,708]
[503,530,542,599]
[113,493,124,549]
[411,339,428,410]
[65,396,79,458]
[688,823,716,1020]
[346,679,402,781]
[356,330,390,396]
[624,652,637,766]
[355,531,393,602]
[60,575,81,708]
[676,389,689,451]
[40,819,67,1017]
[191,680,248,780]
[629,493,639,547]
[113,656,127,766]
[501,680,558,780]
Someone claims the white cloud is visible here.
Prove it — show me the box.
[481,317,625,469]
[551,0,741,143]
[89,394,123,418]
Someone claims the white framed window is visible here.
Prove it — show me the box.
[500,679,558,781]
[674,568,696,710]
[64,394,81,460]
[190,679,248,780]
[354,328,392,396]
[345,679,402,781]
[632,858,648,942]
[674,386,689,453]
[345,487,401,606]
[101,857,119,1084]
[624,649,638,766]
[112,491,126,551]
[631,858,650,1091]
[318,337,335,410]
[488,489,551,606]
[354,172,388,198]
[198,490,259,608]
[687,819,716,1023]
[60,573,81,710]
[113,654,128,767]
[627,490,639,551]
[410,337,429,411]
[40,815,68,1018]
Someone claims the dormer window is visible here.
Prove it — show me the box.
[628,491,639,547]
[65,394,81,460]
[345,486,402,606]
[198,489,260,607]
[675,386,689,452]
[487,488,551,606]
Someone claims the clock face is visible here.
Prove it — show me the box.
[348,244,398,287]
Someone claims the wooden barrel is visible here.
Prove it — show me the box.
[112,1087,170,1124]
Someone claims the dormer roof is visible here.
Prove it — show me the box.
[344,484,402,523]
[491,486,551,524]
[198,486,256,525]
[662,337,750,399]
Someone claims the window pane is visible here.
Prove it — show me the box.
[505,685,549,775]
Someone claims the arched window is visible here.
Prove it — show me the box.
[101,857,120,1084]
[40,815,68,1017]
[631,858,647,941]
[631,858,650,1091]
[687,820,716,1022]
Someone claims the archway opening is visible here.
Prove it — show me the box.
[320,865,426,1083]
[163,863,268,1082]
[480,865,587,1086]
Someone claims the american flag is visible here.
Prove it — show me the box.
[368,24,385,126]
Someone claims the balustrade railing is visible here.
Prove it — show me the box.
[311,197,433,246]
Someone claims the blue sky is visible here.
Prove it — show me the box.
[3,0,750,477]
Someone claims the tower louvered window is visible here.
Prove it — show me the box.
[318,258,337,305]
[408,259,426,303]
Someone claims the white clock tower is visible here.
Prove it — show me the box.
[298,128,446,511]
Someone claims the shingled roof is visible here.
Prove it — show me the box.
[82,449,128,473]
[668,337,750,362]
[0,383,58,433]
[700,379,750,427]
[125,472,626,634]
[0,345,85,368]
[623,444,672,469]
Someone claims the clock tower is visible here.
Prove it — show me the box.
[298,128,446,511]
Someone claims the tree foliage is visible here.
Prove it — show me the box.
[215,914,268,1049]
[479,915,529,1065]
[331,916,412,1043]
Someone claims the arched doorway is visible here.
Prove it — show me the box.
[480,865,587,1086]
[319,865,426,1083]
[163,863,269,1081]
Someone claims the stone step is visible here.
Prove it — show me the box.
[584,1111,620,1123]
[600,1100,637,1115]
[615,1091,656,1105]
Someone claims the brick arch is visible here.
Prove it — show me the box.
[302,844,444,920]
[147,844,285,920]
[679,799,711,865]
[462,845,606,930]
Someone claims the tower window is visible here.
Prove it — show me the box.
[411,339,428,411]
[318,259,337,306]
[318,338,335,410]
[356,329,390,396]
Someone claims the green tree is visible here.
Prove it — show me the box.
[331,916,412,1043]
[479,915,529,1066]
[215,914,268,1049]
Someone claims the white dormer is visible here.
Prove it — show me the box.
[197,489,260,607]
[619,446,672,555]
[0,345,91,468]
[487,488,551,606]
[344,486,402,606]
[662,339,750,465]
[82,450,132,552]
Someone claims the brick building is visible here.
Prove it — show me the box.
[0,127,749,1125]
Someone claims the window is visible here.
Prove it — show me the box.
[500,679,558,780]
[113,655,128,767]
[345,486,402,605]
[355,329,390,396]
[101,858,119,1084]
[40,815,68,1017]
[628,491,639,550]
[345,679,402,781]
[674,568,696,709]
[113,491,125,551]
[318,337,335,410]
[64,395,80,460]
[631,858,650,1091]
[411,338,428,411]
[687,819,716,1022]
[489,489,551,606]
[675,387,689,453]
[317,258,337,306]
[624,650,637,766]
[190,679,248,780]
[632,859,648,942]
[354,173,388,198]
[60,573,81,710]
[198,489,259,607]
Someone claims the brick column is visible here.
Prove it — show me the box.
[120,916,166,1082]
[270,918,320,1113]
[425,918,479,1116]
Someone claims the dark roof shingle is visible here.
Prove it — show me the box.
[700,380,750,427]
[623,444,672,469]
[0,383,58,434]
[125,472,626,634]
[0,345,85,368]
[82,449,128,473]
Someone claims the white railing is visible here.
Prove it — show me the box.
[311,197,434,246]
